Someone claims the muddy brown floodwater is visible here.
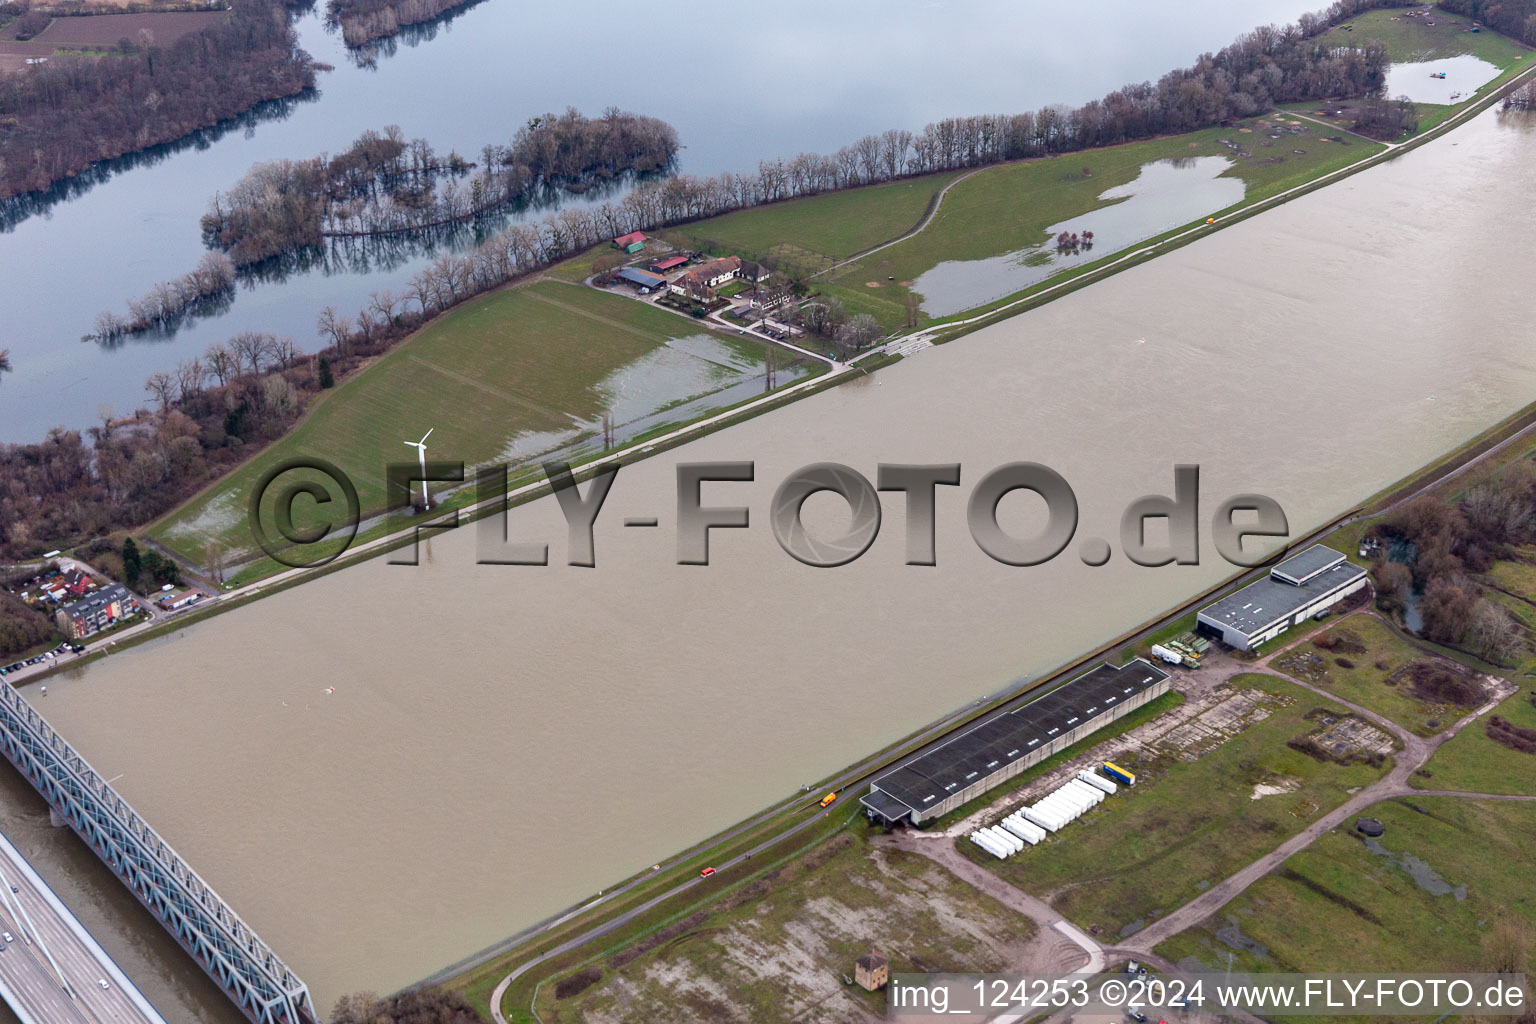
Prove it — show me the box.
[12,108,1536,1019]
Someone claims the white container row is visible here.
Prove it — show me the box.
[978,769,1121,858]
[970,831,1009,859]
[1078,768,1117,795]
[1001,814,1045,845]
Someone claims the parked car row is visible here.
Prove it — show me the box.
[0,643,85,676]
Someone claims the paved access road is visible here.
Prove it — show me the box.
[0,829,165,1024]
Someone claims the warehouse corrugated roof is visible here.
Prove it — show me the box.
[866,660,1169,819]
[1199,558,1366,637]
[1271,544,1347,585]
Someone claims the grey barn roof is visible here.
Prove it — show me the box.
[868,660,1169,818]
[615,267,665,287]
[1271,544,1347,585]
[1199,556,1366,638]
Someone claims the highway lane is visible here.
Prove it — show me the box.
[0,829,165,1024]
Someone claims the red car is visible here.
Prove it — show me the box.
[699,866,716,878]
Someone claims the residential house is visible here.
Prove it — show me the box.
[56,583,141,640]
[669,256,743,299]
[739,259,771,284]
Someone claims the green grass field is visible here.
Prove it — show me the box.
[150,280,776,563]
[963,674,1390,940]
[541,827,1035,1024]
[1321,7,1530,65]
[1271,614,1474,737]
[1155,797,1536,983]
[820,119,1382,328]
[655,170,962,274]
[1413,686,1536,795]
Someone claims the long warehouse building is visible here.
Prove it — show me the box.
[1195,544,1368,651]
[861,659,1170,826]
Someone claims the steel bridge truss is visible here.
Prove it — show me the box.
[0,682,318,1024]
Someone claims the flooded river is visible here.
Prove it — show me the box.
[13,107,1536,1018]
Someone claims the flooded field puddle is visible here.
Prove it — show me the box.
[499,333,802,465]
[1363,837,1468,899]
[913,156,1244,316]
[1385,56,1501,104]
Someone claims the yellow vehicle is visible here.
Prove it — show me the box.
[819,792,838,808]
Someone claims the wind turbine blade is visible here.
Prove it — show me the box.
[419,428,434,444]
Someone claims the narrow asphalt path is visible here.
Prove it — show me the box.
[810,166,985,279]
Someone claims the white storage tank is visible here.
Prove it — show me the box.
[971,831,1008,859]
[1012,817,1047,843]
[1064,777,1099,799]
[1054,785,1092,810]
[1067,779,1103,804]
[1042,794,1081,819]
[991,826,1025,854]
[1022,807,1060,832]
[1001,818,1041,845]
[1078,769,1117,795]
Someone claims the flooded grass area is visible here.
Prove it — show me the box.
[540,829,1034,1024]
[1155,798,1536,988]
[1320,7,1530,67]
[962,674,1389,940]
[909,156,1243,316]
[1271,613,1483,737]
[1385,55,1503,104]
[820,118,1382,327]
[151,280,790,562]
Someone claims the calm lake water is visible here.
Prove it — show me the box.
[17,107,1536,1019]
[912,155,1246,316]
[0,0,1323,442]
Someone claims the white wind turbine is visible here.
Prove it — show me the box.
[403,427,434,509]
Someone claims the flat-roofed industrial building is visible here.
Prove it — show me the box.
[1196,544,1368,651]
[860,659,1170,826]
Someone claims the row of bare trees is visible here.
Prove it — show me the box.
[1503,79,1536,111]
[90,253,236,340]
[0,0,317,200]
[1373,462,1536,665]
[326,0,475,47]
[201,110,679,266]
[1440,0,1536,44]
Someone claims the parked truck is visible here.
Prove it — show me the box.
[1103,761,1137,786]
